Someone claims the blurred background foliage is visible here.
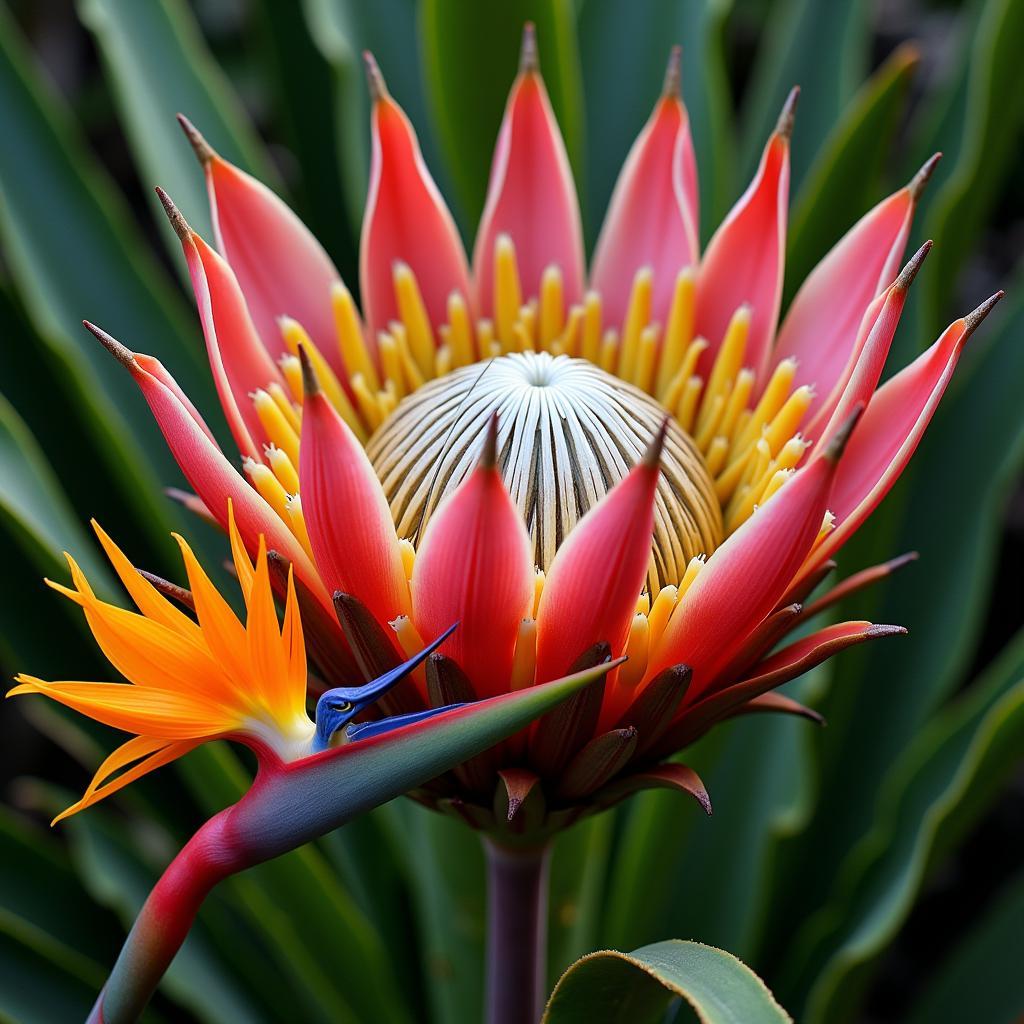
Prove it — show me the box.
[1,0,1023,1021]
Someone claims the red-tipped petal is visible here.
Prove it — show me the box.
[805,296,1001,570]
[360,55,472,340]
[84,322,328,608]
[773,184,922,407]
[590,49,699,326]
[801,551,918,619]
[181,115,350,377]
[707,620,902,708]
[663,620,902,748]
[159,190,283,460]
[694,92,793,379]
[649,440,840,696]
[411,431,533,698]
[535,433,662,685]
[807,243,929,447]
[133,353,217,447]
[299,358,411,625]
[473,36,584,313]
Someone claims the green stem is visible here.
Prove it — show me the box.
[484,838,552,1024]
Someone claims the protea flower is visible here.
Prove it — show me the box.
[29,21,1001,1023]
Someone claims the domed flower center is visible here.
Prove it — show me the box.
[367,352,723,591]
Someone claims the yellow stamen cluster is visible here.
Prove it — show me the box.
[246,233,822,597]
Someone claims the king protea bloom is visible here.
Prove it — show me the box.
[45,25,998,838]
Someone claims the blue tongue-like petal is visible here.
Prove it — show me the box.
[346,703,468,743]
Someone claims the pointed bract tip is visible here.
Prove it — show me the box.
[662,45,682,98]
[155,187,192,242]
[775,86,800,139]
[519,21,538,73]
[824,403,864,463]
[794,703,826,727]
[175,113,216,166]
[866,623,908,638]
[480,411,499,469]
[963,291,1004,335]
[297,343,321,397]
[642,417,671,470]
[908,152,942,201]
[363,51,388,101]
[137,570,196,611]
[895,240,933,291]
[891,550,920,569]
[83,321,137,370]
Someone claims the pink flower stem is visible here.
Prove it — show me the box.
[483,838,552,1024]
[86,810,246,1023]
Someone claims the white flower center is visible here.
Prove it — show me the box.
[368,352,723,591]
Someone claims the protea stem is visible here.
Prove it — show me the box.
[483,838,552,1024]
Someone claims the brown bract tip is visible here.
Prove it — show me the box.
[888,550,920,572]
[775,86,800,139]
[867,623,908,638]
[895,240,933,292]
[363,51,389,101]
[297,343,321,397]
[176,113,216,166]
[963,291,1004,335]
[824,403,864,463]
[642,417,671,469]
[908,152,942,201]
[155,187,192,242]
[83,320,137,370]
[662,45,682,98]
[138,570,196,612]
[480,411,499,469]
[519,22,538,73]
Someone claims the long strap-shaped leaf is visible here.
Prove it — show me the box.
[88,661,617,1024]
[542,939,791,1023]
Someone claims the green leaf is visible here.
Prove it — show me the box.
[302,0,453,241]
[0,390,120,675]
[918,0,1024,337]
[603,672,820,961]
[0,7,218,555]
[0,393,115,597]
[787,630,1024,1022]
[738,0,868,193]
[249,0,357,280]
[421,0,584,232]
[62,805,271,1024]
[577,0,735,242]
[786,42,918,300]
[548,812,616,979]
[0,931,107,1024]
[395,802,486,1024]
[317,805,424,1006]
[0,807,118,991]
[905,868,1024,1024]
[76,0,278,262]
[542,939,792,1023]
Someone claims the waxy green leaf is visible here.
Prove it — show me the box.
[543,939,791,1023]
[421,0,584,232]
[77,0,278,262]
